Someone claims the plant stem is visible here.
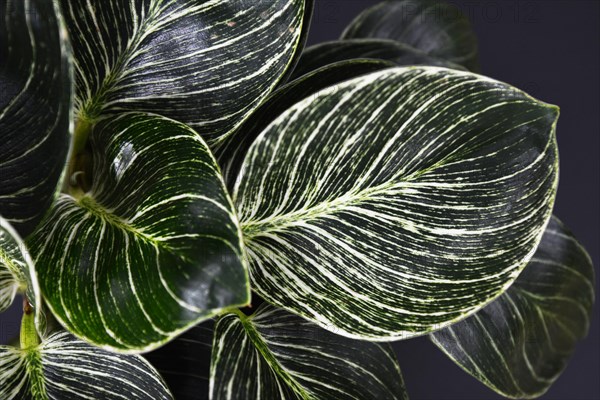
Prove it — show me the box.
[20,298,39,349]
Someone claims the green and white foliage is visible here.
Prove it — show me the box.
[431,216,595,398]
[61,0,306,146]
[27,112,249,352]
[145,320,214,400]
[342,0,480,72]
[234,66,559,340]
[211,304,407,399]
[0,217,40,325]
[0,0,72,236]
[217,58,395,188]
[290,38,464,80]
[0,330,173,399]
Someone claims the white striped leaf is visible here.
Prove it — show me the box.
[234,66,559,340]
[430,216,595,398]
[61,0,306,147]
[0,330,173,399]
[27,112,249,352]
[0,217,41,330]
[290,38,464,80]
[217,58,395,189]
[0,0,72,236]
[211,304,407,399]
[341,0,480,72]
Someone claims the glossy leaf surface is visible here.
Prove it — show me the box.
[28,113,249,352]
[290,38,464,80]
[431,217,595,398]
[0,0,72,236]
[62,0,306,146]
[235,66,559,340]
[342,0,479,71]
[211,305,407,399]
[217,58,394,188]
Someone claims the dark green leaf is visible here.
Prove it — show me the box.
[431,216,595,398]
[211,304,407,399]
[61,0,307,147]
[145,320,214,400]
[28,112,249,352]
[0,331,173,399]
[0,0,72,236]
[291,38,464,80]
[341,0,480,71]
[234,66,559,340]
[217,58,394,188]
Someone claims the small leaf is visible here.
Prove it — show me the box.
[430,216,595,398]
[28,112,249,352]
[62,0,307,146]
[291,38,464,80]
[0,217,40,327]
[341,0,480,71]
[145,320,214,400]
[234,66,559,340]
[211,304,407,399]
[0,331,173,399]
[217,58,395,188]
[0,0,72,236]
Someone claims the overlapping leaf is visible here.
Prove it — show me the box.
[217,58,395,188]
[61,0,306,146]
[211,304,407,399]
[342,0,480,71]
[234,66,559,340]
[0,330,173,399]
[290,38,464,80]
[0,217,40,326]
[431,216,595,398]
[0,0,72,236]
[28,112,249,352]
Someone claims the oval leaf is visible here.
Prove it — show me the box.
[291,38,464,80]
[0,331,173,399]
[234,66,559,340]
[217,58,395,188]
[430,216,595,398]
[0,0,72,236]
[28,112,249,352]
[341,0,480,71]
[211,304,407,399]
[62,0,306,146]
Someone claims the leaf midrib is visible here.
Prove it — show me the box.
[232,311,312,400]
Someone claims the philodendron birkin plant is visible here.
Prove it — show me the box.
[0,0,594,398]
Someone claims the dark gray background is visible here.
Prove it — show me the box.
[1,1,598,399]
[305,0,599,399]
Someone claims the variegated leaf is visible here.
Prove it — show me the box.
[290,38,464,80]
[0,331,173,399]
[0,217,41,330]
[27,112,249,352]
[145,320,214,400]
[217,58,395,188]
[342,0,480,72]
[431,216,595,398]
[211,304,407,399]
[0,0,72,236]
[61,0,306,147]
[234,66,559,340]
